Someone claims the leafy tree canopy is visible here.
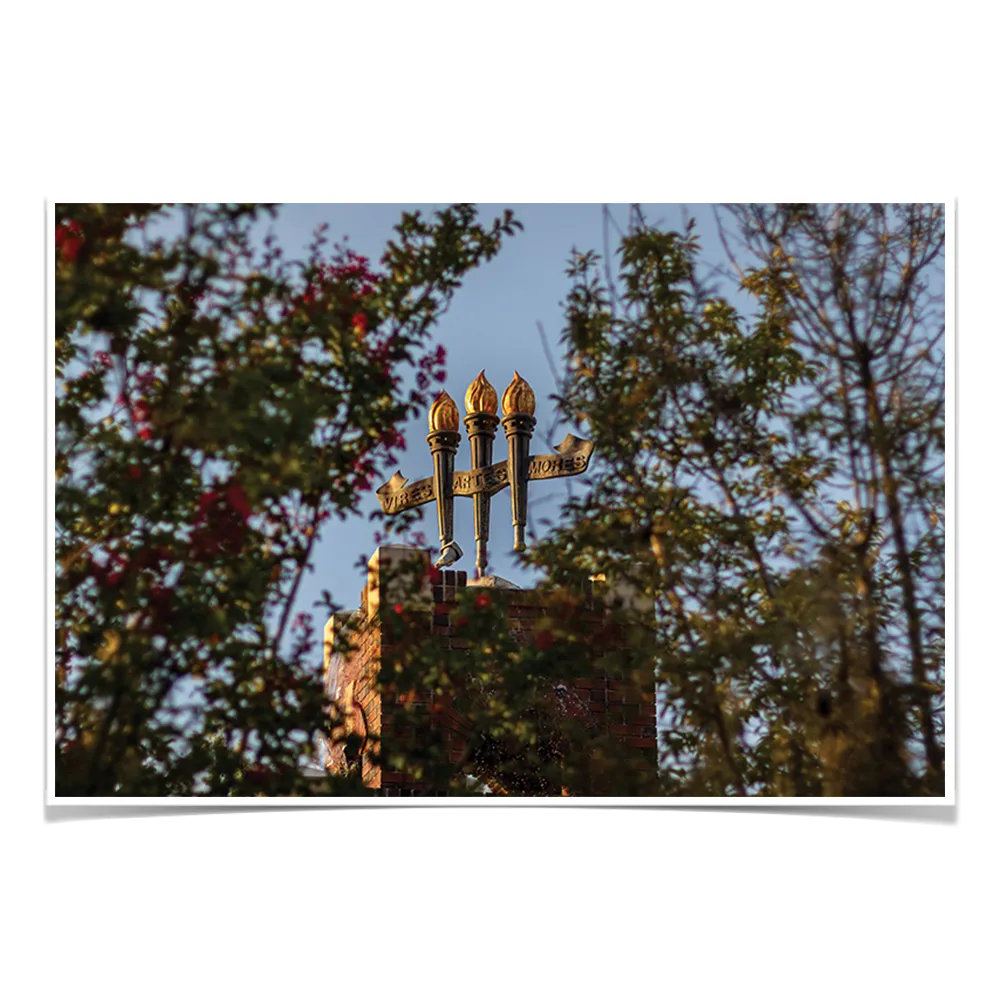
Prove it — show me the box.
[55,203,945,797]
[55,202,521,795]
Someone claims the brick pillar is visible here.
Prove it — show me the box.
[324,546,657,795]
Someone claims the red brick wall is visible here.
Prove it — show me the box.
[326,548,657,795]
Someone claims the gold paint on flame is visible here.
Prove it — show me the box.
[464,370,498,415]
[428,390,460,432]
[501,370,536,416]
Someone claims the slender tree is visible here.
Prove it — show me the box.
[515,203,945,795]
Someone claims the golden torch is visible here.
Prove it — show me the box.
[463,370,499,577]
[501,371,536,552]
[427,391,462,567]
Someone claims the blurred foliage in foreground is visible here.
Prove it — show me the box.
[55,203,944,796]
[55,202,520,795]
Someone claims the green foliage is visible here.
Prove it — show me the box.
[521,203,945,796]
[54,203,521,795]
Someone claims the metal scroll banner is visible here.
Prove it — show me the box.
[375,371,594,577]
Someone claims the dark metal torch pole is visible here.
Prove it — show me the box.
[464,412,499,577]
[502,412,535,552]
[427,428,461,567]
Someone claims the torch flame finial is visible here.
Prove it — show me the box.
[428,390,459,432]
[501,370,536,416]
[464,370,498,415]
